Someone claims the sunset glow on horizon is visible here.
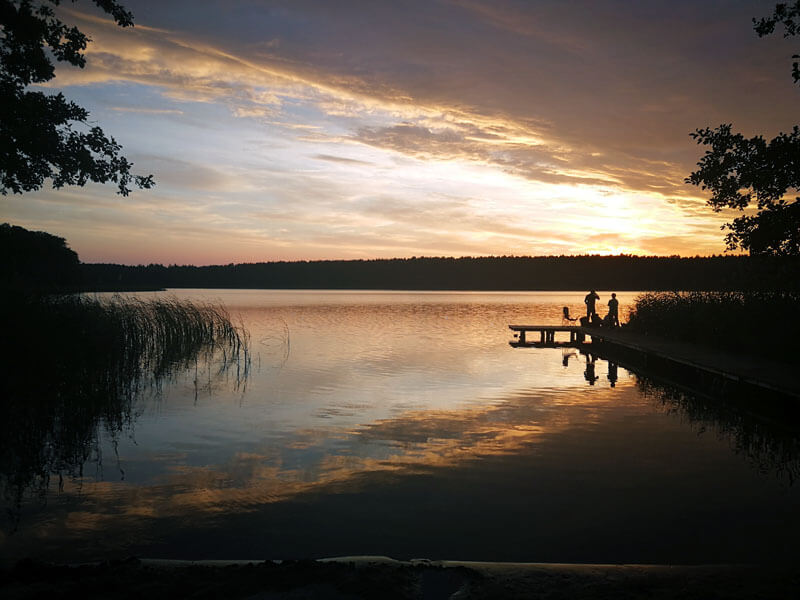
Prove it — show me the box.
[3,0,797,264]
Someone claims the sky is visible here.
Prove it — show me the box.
[3,0,799,264]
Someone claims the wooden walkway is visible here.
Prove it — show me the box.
[508,324,587,345]
[508,323,799,400]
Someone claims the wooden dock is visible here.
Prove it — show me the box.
[508,324,588,346]
[508,323,800,400]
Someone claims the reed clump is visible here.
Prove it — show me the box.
[0,293,249,525]
[2,294,249,390]
[626,291,800,360]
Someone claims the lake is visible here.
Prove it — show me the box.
[1,290,799,565]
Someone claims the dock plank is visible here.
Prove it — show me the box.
[508,325,583,332]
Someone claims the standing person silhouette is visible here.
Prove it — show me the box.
[584,353,599,385]
[584,290,600,318]
[608,293,619,327]
[607,361,619,387]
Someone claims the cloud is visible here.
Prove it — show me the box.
[130,155,245,192]
[49,6,688,197]
[17,0,791,261]
[111,106,184,114]
[312,154,374,166]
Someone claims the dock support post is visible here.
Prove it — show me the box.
[519,330,526,343]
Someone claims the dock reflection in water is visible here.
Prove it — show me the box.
[0,291,798,565]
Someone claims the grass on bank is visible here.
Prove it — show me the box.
[3,294,249,386]
[626,291,800,360]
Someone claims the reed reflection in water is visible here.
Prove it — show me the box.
[0,293,250,531]
[0,291,798,566]
[637,377,800,487]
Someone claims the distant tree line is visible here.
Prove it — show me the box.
[80,255,799,292]
[4,223,797,292]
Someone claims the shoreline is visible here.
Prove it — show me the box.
[590,326,799,400]
[3,556,798,599]
[511,323,798,401]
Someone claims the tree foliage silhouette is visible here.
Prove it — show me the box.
[0,0,154,196]
[1,221,80,289]
[754,1,800,83]
[687,2,800,256]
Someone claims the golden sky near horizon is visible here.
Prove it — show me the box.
[3,0,799,264]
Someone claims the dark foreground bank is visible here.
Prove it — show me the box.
[2,557,798,600]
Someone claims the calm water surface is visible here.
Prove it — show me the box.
[1,290,799,564]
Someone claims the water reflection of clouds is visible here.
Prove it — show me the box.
[5,292,799,565]
[52,383,632,522]
[8,380,800,565]
[99,333,633,497]
[112,295,637,490]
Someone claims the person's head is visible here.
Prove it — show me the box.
[590,289,595,293]
[612,293,616,298]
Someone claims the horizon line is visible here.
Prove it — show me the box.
[82,252,773,268]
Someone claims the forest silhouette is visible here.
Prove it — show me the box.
[3,222,798,293]
[80,254,799,292]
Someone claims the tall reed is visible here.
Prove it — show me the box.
[626,291,799,360]
[0,293,250,527]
